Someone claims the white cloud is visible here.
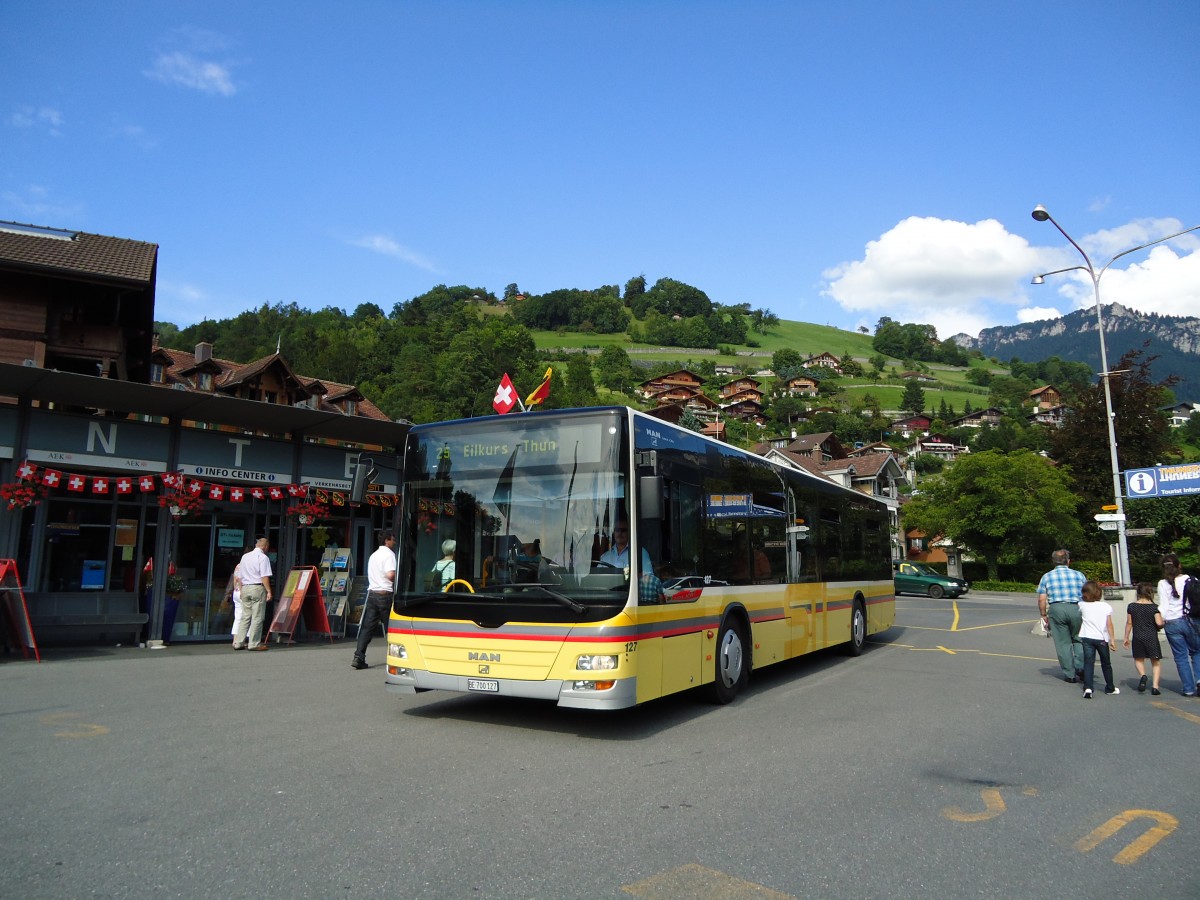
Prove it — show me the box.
[347,234,437,272]
[821,214,1200,339]
[821,216,1040,339]
[1016,306,1063,324]
[2,184,83,222]
[1028,218,1200,319]
[146,51,237,96]
[9,106,64,135]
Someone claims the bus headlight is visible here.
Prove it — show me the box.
[576,654,617,671]
[572,680,617,691]
[388,642,407,659]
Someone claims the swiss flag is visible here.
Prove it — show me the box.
[162,472,181,488]
[208,484,224,500]
[251,488,265,500]
[188,479,203,495]
[493,373,517,414]
[116,478,133,494]
[92,477,109,494]
[41,469,62,487]
[288,484,306,497]
[139,476,156,492]
[268,487,284,500]
[67,474,86,492]
[17,461,37,480]
[229,487,245,502]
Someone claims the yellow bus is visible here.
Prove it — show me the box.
[379,406,894,709]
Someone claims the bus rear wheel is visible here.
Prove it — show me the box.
[711,618,748,704]
[845,601,866,657]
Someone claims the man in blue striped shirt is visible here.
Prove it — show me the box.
[1037,549,1087,682]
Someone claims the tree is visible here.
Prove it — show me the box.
[1050,346,1179,513]
[901,380,926,416]
[595,345,636,393]
[903,450,1084,580]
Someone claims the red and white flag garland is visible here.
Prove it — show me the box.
[11,461,393,508]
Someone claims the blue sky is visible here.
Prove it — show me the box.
[4,1,1198,342]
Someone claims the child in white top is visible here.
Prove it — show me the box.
[1078,580,1118,699]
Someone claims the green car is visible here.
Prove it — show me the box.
[893,561,969,599]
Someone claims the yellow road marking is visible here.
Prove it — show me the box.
[936,645,956,655]
[904,619,1039,633]
[38,712,109,738]
[623,863,793,898]
[1150,701,1200,724]
[942,788,1006,822]
[951,600,960,631]
[1073,810,1178,864]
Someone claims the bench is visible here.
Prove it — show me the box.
[26,592,147,645]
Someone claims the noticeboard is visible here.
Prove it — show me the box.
[267,566,333,644]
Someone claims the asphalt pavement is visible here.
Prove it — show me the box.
[2,590,1196,899]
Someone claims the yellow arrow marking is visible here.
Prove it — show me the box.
[38,712,110,738]
[942,788,1006,822]
[1073,809,1178,864]
[623,863,793,898]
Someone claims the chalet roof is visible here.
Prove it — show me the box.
[154,344,389,421]
[1029,385,1057,396]
[0,220,157,284]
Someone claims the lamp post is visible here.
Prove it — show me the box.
[1031,205,1200,585]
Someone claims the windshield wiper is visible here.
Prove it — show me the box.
[397,587,586,615]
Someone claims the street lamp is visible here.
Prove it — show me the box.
[1031,204,1200,585]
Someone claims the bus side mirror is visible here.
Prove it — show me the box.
[350,459,377,503]
[639,476,664,520]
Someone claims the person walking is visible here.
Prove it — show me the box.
[1078,580,1118,699]
[1124,581,1164,695]
[352,529,397,670]
[233,537,273,651]
[1037,549,1086,683]
[1157,553,1200,697]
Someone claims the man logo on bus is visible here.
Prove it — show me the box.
[469,652,501,662]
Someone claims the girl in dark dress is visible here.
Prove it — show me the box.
[1124,582,1165,695]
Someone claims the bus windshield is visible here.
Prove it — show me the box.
[397,409,632,623]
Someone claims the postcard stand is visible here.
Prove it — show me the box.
[267,566,333,645]
[319,548,352,639]
[0,559,40,661]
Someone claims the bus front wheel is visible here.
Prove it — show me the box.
[845,601,866,657]
[710,618,748,704]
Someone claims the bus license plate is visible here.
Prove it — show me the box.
[467,678,499,692]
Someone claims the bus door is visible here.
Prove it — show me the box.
[785,487,815,656]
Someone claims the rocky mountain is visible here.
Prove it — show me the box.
[951,303,1200,401]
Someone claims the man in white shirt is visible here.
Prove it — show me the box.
[599,521,653,574]
[233,537,273,651]
[353,530,397,670]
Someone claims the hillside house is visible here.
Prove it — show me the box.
[719,376,763,400]
[1028,405,1069,428]
[803,352,842,374]
[950,407,1004,429]
[636,369,704,400]
[1028,385,1062,410]
[1162,401,1200,427]
[889,414,932,438]
[900,371,937,382]
[783,375,819,397]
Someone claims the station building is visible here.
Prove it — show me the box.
[0,221,410,646]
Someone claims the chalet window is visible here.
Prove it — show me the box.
[196,372,213,391]
[150,363,164,384]
[343,399,357,415]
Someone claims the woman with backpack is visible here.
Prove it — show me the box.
[1157,554,1200,697]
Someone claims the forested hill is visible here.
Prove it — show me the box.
[951,304,1200,399]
